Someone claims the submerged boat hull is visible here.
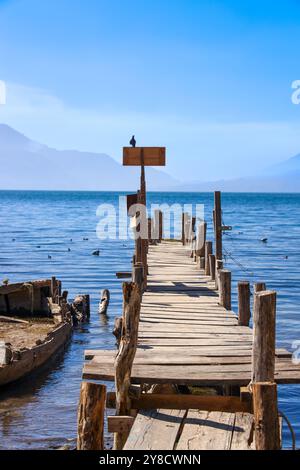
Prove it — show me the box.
[0,322,72,386]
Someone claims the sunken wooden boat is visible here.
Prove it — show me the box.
[0,278,73,386]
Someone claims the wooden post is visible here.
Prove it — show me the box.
[147,217,152,244]
[181,213,186,245]
[252,382,281,450]
[199,257,205,269]
[252,290,276,383]
[114,282,141,449]
[196,221,207,257]
[133,263,144,295]
[153,209,160,241]
[77,382,106,450]
[51,276,57,302]
[214,191,222,262]
[158,211,163,241]
[209,254,216,281]
[215,259,223,290]
[219,269,231,310]
[204,241,213,276]
[254,282,266,293]
[238,281,250,326]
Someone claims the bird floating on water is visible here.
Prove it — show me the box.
[92,250,100,256]
[261,238,268,243]
[130,135,136,148]
[48,255,52,259]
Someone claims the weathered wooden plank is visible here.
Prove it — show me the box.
[124,409,185,450]
[176,411,235,450]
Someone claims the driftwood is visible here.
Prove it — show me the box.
[114,282,141,450]
[71,295,90,323]
[0,315,29,324]
[77,382,106,450]
[99,289,110,315]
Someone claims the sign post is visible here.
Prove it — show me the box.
[123,146,166,290]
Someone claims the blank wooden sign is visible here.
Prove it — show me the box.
[123,147,166,166]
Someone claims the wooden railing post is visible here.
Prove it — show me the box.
[114,282,141,450]
[195,221,207,257]
[215,259,223,290]
[254,282,266,293]
[209,254,216,281]
[199,257,205,269]
[252,382,281,450]
[214,191,222,262]
[204,241,213,276]
[77,382,106,450]
[181,212,187,245]
[238,281,250,326]
[158,211,163,242]
[133,263,144,295]
[219,269,231,310]
[252,290,276,383]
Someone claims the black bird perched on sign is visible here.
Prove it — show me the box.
[130,135,136,147]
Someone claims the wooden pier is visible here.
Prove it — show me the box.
[77,147,300,451]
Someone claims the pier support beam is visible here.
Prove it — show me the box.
[114,282,141,450]
[219,269,231,310]
[77,382,106,450]
[252,382,281,450]
[205,241,213,276]
[209,254,216,281]
[252,290,276,383]
[238,281,251,326]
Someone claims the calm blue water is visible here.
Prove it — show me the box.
[0,191,299,449]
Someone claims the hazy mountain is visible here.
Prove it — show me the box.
[174,154,300,192]
[0,124,178,191]
[1,124,299,192]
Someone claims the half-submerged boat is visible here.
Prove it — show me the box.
[0,278,74,386]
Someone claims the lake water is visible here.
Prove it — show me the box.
[0,191,299,449]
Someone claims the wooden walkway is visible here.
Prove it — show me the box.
[81,240,300,450]
[84,241,298,386]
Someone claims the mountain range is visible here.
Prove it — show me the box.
[0,124,299,192]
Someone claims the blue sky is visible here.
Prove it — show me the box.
[0,0,300,181]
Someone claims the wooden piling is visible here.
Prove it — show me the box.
[252,382,281,450]
[158,211,163,242]
[209,254,216,281]
[215,259,223,290]
[51,276,57,302]
[199,257,205,269]
[214,191,222,261]
[133,263,144,295]
[77,382,106,450]
[205,241,213,276]
[252,290,276,383]
[196,221,207,257]
[114,282,141,449]
[181,213,187,245]
[238,281,250,326]
[219,269,231,310]
[254,282,266,293]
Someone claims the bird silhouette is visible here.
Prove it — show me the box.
[130,135,136,148]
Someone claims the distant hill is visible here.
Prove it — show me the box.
[173,153,300,192]
[1,124,299,192]
[0,124,178,191]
